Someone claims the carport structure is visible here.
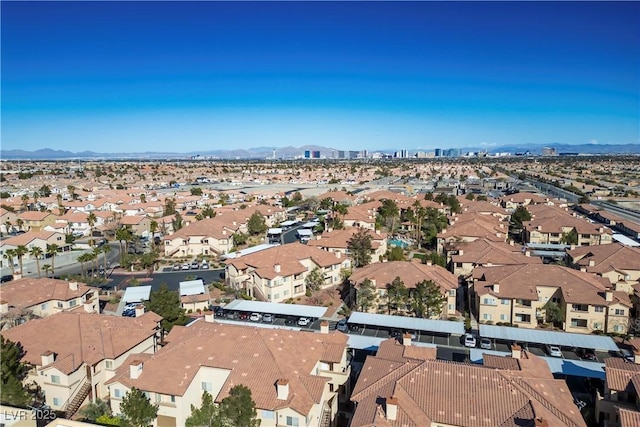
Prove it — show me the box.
[223,300,328,320]
[479,324,619,352]
[347,312,465,345]
[122,285,152,303]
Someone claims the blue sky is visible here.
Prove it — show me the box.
[2,1,639,153]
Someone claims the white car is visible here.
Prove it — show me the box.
[249,313,262,322]
[464,333,476,348]
[201,262,209,270]
[182,263,190,270]
[546,345,562,357]
[480,338,492,350]
[297,317,311,327]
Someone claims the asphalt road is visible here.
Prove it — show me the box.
[104,268,226,292]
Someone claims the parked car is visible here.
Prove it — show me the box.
[201,262,209,270]
[1,275,14,283]
[225,311,237,320]
[191,261,199,269]
[238,312,249,320]
[464,333,476,348]
[575,348,597,361]
[210,305,225,316]
[297,317,311,327]
[284,316,296,326]
[249,313,262,322]
[480,338,492,350]
[262,313,274,323]
[545,345,562,357]
[336,318,349,333]
[173,264,181,271]
[619,348,635,362]
[182,263,190,270]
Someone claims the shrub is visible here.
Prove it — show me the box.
[305,289,312,297]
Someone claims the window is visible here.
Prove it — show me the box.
[273,293,279,300]
[594,322,603,330]
[482,298,495,305]
[51,375,60,384]
[572,304,588,312]
[448,304,454,311]
[449,290,456,297]
[201,382,213,392]
[57,302,63,308]
[283,290,289,296]
[53,398,61,406]
[114,389,122,398]
[105,360,113,370]
[571,318,588,328]
[261,410,275,420]
[455,262,463,268]
[500,314,507,321]
[595,306,604,313]
[483,314,492,321]
[552,297,561,303]
[286,416,299,427]
[615,309,626,316]
[170,395,175,403]
[501,299,509,305]
[614,325,624,333]
[69,299,77,307]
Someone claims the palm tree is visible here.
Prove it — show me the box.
[102,244,112,271]
[115,227,133,263]
[46,244,59,275]
[14,245,28,275]
[87,212,97,247]
[21,194,30,212]
[67,185,76,201]
[3,249,17,275]
[57,193,64,212]
[77,253,91,277]
[92,247,102,273]
[16,219,24,232]
[140,193,147,203]
[29,246,43,278]
[32,191,40,208]
[149,220,158,251]
[42,264,52,278]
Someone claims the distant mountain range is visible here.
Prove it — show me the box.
[0,143,638,160]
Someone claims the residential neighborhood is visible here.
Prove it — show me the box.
[1,156,640,427]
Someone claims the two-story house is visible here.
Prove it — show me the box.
[225,242,349,302]
[106,318,350,427]
[1,311,161,418]
[307,227,388,264]
[17,211,57,232]
[473,264,631,334]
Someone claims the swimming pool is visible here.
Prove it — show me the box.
[388,239,409,248]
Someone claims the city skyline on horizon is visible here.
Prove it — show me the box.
[2,2,639,153]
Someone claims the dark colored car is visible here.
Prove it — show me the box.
[238,312,249,320]
[336,318,349,333]
[576,348,597,361]
[1,275,14,283]
[284,316,297,325]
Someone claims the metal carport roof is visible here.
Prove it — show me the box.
[179,279,206,297]
[224,300,328,318]
[348,312,465,335]
[479,324,619,351]
[122,285,152,303]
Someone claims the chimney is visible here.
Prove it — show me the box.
[274,264,281,273]
[458,250,464,256]
[320,320,329,334]
[204,310,215,323]
[535,418,549,427]
[41,351,56,366]
[634,350,640,365]
[605,290,613,302]
[0,300,8,314]
[402,333,412,347]
[580,267,587,272]
[493,284,500,293]
[511,344,522,360]
[509,240,514,246]
[524,251,530,257]
[336,251,341,259]
[426,259,432,266]
[276,379,290,400]
[129,360,143,379]
[222,229,227,235]
[537,225,542,230]
[375,229,380,235]
[135,304,145,317]
[386,396,398,421]
[588,260,595,267]
[69,281,79,291]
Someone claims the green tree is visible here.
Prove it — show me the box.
[186,391,225,427]
[116,227,134,263]
[201,206,216,219]
[377,199,399,232]
[147,284,188,332]
[305,267,325,292]
[3,248,17,275]
[220,385,260,427]
[386,277,408,315]
[38,184,52,197]
[46,244,59,275]
[87,212,98,247]
[427,252,447,268]
[1,337,30,406]
[247,212,267,236]
[465,193,475,200]
[356,278,377,312]
[29,246,43,278]
[386,246,405,261]
[163,198,176,216]
[14,245,28,275]
[190,187,203,196]
[347,228,373,268]
[80,398,112,422]
[233,232,248,247]
[561,228,579,245]
[119,387,158,427]
[410,280,446,318]
[511,206,532,228]
[172,212,184,232]
[42,264,52,278]
[544,301,565,327]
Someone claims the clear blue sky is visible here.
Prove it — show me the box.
[2,1,639,153]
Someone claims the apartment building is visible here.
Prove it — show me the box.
[500,193,554,211]
[0,311,161,417]
[342,202,380,230]
[473,264,631,334]
[106,319,350,427]
[437,214,509,254]
[225,242,349,302]
[163,217,240,258]
[448,238,542,277]
[0,278,99,329]
[307,227,388,263]
[523,205,613,246]
[596,354,640,426]
[349,260,458,318]
[350,337,585,427]
[567,243,640,293]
